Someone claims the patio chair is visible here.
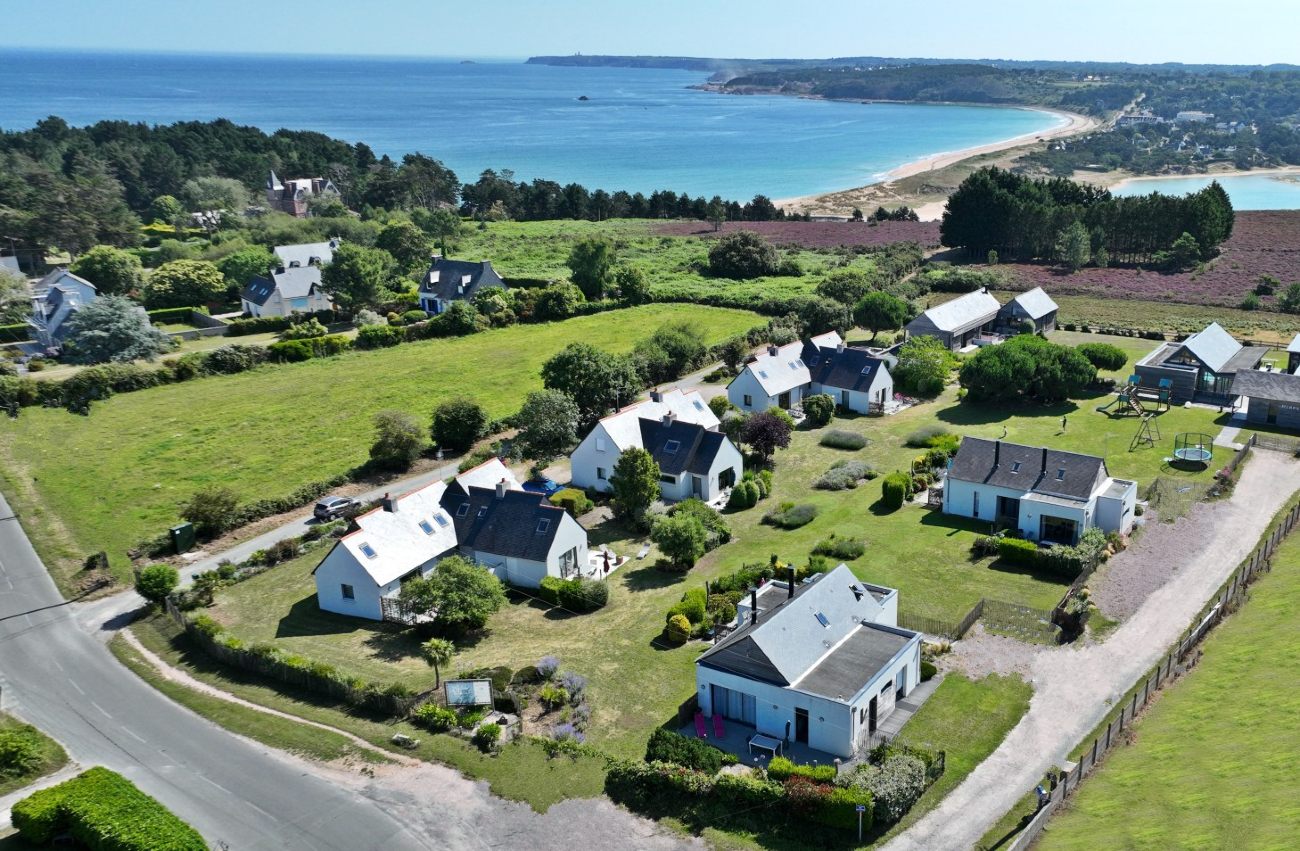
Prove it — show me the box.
[712,713,725,739]
[694,711,708,739]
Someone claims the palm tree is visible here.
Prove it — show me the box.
[420,637,455,688]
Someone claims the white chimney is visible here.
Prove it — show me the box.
[495,478,507,499]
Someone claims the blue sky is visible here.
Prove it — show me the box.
[3,1,1296,65]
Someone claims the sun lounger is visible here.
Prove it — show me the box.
[636,544,650,560]
[694,711,708,739]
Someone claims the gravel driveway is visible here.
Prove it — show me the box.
[884,450,1300,851]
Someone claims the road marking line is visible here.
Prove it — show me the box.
[89,700,111,718]
[200,775,231,796]
[51,659,64,672]
[68,680,84,695]
[122,727,147,743]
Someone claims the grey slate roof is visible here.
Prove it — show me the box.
[422,256,506,304]
[1009,287,1058,320]
[0,255,19,274]
[1222,346,1269,375]
[241,266,322,306]
[913,289,1001,333]
[637,417,726,477]
[804,344,889,393]
[440,485,563,563]
[1233,369,1300,404]
[797,624,912,701]
[947,437,1107,502]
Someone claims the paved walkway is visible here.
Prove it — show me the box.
[883,450,1300,851]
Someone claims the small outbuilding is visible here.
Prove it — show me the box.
[998,287,1059,334]
[1232,369,1300,430]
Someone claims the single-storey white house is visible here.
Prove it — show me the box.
[942,437,1137,545]
[240,265,333,318]
[570,388,741,501]
[28,269,98,349]
[695,564,921,759]
[726,333,895,415]
[905,288,1002,351]
[313,459,588,621]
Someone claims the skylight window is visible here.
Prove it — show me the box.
[359,543,378,559]
[433,514,448,528]
[1056,468,1066,481]
[477,507,487,518]
[456,503,470,518]
[758,370,769,379]
[536,518,551,534]
[664,440,681,454]
[1011,461,1021,473]
[796,359,805,367]
[814,611,830,628]
[692,400,704,411]
[418,519,434,535]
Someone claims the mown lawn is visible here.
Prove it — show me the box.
[455,218,868,305]
[0,304,761,590]
[1036,527,1300,850]
[0,713,68,797]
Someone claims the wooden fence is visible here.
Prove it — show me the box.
[899,597,1056,643]
[1004,498,1300,851]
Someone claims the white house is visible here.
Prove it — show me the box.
[725,331,842,412]
[570,388,741,501]
[312,459,588,620]
[695,565,921,759]
[942,437,1137,545]
[726,333,895,415]
[419,255,506,315]
[240,265,333,318]
[28,269,98,349]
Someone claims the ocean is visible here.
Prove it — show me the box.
[1111,172,1300,210]
[0,49,1064,200]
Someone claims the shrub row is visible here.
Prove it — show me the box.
[762,502,818,529]
[726,469,773,510]
[536,576,609,612]
[813,459,875,490]
[812,533,866,561]
[605,759,873,834]
[11,766,206,850]
[266,333,350,362]
[993,537,1089,579]
[767,756,837,784]
[186,614,419,715]
[819,429,868,450]
[224,309,340,336]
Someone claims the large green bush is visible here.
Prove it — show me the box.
[645,728,725,774]
[881,472,913,510]
[960,334,1097,403]
[762,502,818,529]
[812,459,874,490]
[819,429,867,450]
[802,393,835,427]
[11,766,206,850]
[1076,342,1129,371]
[549,488,594,517]
[812,534,866,560]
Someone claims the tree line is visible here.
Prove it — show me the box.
[0,116,791,258]
[940,167,1234,267]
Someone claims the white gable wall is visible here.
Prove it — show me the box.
[570,422,620,493]
[813,367,894,415]
[314,545,385,621]
[727,368,776,411]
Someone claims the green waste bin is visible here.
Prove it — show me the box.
[170,522,196,555]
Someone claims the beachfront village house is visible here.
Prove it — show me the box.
[694,564,921,759]
[419,255,506,315]
[569,389,742,502]
[941,437,1137,545]
[997,287,1059,334]
[28,269,97,350]
[265,170,341,218]
[1134,322,1266,405]
[313,459,588,621]
[905,288,1002,352]
[726,332,895,415]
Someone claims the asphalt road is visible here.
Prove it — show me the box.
[0,492,435,851]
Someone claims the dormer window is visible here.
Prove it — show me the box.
[664,440,681,455]
[359,543,377,559]
[477,507,487,518]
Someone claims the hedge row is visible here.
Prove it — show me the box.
[224,309,340,336]
[146,306,209,324]
[605,759,873,834]
[536,575,610,612]
[994,537,1089,579]
[185,614,420,715]
[0,323,28,344]
[11,766,206,850]
[644,728,729,773]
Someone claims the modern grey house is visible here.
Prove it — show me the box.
[942,437,1137,545]
[1134,322,1267,405]
[419,255,506,315]
[694,564,921,759]
[997,287,1059,334]
[905,289,1002,351]
[28,269,98,349]
[1232,369,1300,430]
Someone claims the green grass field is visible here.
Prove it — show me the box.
[0,713,68,798]
[1036,531,1300,850]
[0,304,761,590]
[455,218,865,305]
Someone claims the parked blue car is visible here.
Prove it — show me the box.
[522,477,561,497]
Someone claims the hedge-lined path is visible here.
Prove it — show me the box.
[883,451,1300,851]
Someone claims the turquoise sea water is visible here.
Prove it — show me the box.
[0,49,1065,199]
[1111,173,1300,210]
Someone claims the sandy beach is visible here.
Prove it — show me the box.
[1103,165,1300,192]
[777,106,1099,220]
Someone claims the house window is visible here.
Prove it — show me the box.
[743,394,753,407]
[340,583,354,600]
[433,513,448,528]
[1011,461,1021,473]
[536,518,551,534]
[597,467,607,480]
[814,611,830,628]
[418,519,435,535]
[1056,468,1066,481]
[664,440,681,455]
[973,491,980,517]
[289,297,309,311]
[359,543,377,559]
[595,437,607,452]
[456,503,470,517]
[660,474,676,484]
[757,370,768,379]
[692,400,705,412]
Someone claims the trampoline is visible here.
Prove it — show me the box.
[1173,433,1214,464]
